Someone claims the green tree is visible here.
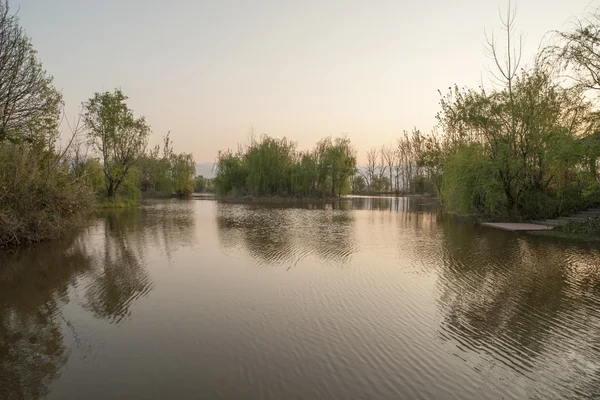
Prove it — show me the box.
[83,89,150,201]
[194,175,206,192]
[323,137,357,197]
[351,173,366,193]
[370,176,391,192]
[171,153,196,196]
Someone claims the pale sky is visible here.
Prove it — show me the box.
[12,0,596,164]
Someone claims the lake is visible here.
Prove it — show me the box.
[1,197,600,400]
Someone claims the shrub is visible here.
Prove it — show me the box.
[0,143,95,249]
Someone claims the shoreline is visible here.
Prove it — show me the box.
[527,229,600,242]
[212,193,437,204]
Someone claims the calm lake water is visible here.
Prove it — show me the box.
[1,197,600,400]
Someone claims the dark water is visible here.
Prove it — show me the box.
[2,197,600,400]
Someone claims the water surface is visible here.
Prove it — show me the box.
[1,197,600,399]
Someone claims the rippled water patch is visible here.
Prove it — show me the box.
[1,198,599,400]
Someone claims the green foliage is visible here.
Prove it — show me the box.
[171,153,196,196]
[421,9,600,220]
[244,136,296,196]
[116,167,142,202]
[440,144,502,216]
[213,149,248,196]
[194,175,214,193]
[0,142,94,249]
[138,133,196,197]
[0,0,96,249]
[214,135,357,198]
[431,66,600,220]
[555,217,600,239]
[370,176,391,192]
[350,174,366,193]
[83,89,150,201]
[83,159,106,194]
[0,0,63,144]
[195,175,206,192]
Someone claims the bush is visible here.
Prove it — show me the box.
[440,144,504,216]
[0,143,95,249]
[582,182,600,208]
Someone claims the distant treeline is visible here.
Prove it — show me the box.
[351,129,433,195]
[214,135,356,198]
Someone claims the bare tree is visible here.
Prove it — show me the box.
[382,145,396,193]
[0,0,62,142]
[393,150,401,192]
[484,1,523,95]
[377,146,388,191]
[397,132,412,192]
[484,0,523,152]
[365,148,377,190]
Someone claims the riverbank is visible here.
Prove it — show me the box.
[529,216,600,242]
[353,191,436,197]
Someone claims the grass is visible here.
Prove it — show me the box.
[529,216,600,242]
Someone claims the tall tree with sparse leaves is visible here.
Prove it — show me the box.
[0,0,62,143]
[83,89,150,200]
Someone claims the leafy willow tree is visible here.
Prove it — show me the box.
[547,10,600,92]
[213,135,356,198]
[170,153,196,196]
[424,3,600,219]
[546,9,600,182]
[83,90,150,201]
[323,136,357,197]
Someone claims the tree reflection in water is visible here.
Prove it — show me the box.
[83,210,154,323]
[436,216,600,398]
[216,202,357,267]
[83,202,196,322]
[0,236,93,400]
[0,201,197,399]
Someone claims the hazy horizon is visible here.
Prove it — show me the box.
[13,0,595,164]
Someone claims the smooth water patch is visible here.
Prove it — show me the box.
[1,198,599,399]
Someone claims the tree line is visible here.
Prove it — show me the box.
[213,135,357,198]
[350,4,600,221]
[414,5,600,220]
[350,129,430,195]
[0,0,196,248]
